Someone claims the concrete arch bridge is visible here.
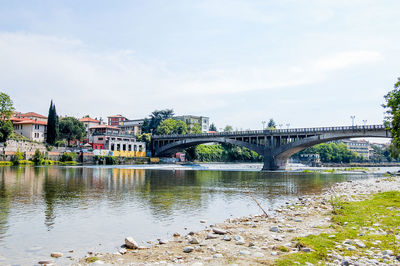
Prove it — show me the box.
[151,125,391,170]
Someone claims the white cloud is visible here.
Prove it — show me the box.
[0,32,385,122]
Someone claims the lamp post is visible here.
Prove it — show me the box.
[262,121,266,130]
[279,124,283,129]
[286,123,290,129]
[350,115,355,127]
[362,120,367,126]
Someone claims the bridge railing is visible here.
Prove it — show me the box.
[152,124,387,139]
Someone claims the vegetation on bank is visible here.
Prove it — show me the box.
[276,191,400,265]
[0,149,79,166]
[186,143,263,162]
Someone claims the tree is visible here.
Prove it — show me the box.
[209,123,217,131]
[189,123,202,134]
[0,92,15,120]
[136,133,152,149]
[58,117,86,145]
[267,119,276,130]
[383,77,400,158]
[0,120,13,142]
[156,118,188,135]
[46,100,59,145]
[142,109,175,134]
[223,125,233,132]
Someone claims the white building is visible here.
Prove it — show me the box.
[341,139,371,160]
[173,115,210,133]
[12,119,47,142]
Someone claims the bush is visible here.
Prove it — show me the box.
[32,149,43,164]
[12,148,24,163]
[105,156,118,165]
[60,152,77,162]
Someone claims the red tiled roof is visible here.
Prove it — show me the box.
[80,117,100,123]
[89,124,120,130]
[13,119,47,125]
[107,115,126,118]
[10,117,25,122]
[20,112,47,119]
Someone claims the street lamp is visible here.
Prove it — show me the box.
[279,124,283,129]
[362,120,367,126]
[286,123,290,129]
[350,115,355,127]
[262,121,266,130]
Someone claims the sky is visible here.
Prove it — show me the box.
[1,0,400,135]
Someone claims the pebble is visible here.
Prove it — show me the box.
[173,232,180,237]
[355,240,366,248]
[118,248,127,254]
[188,237,200,244]
[347,245,357,251]
[383,250,394,256]
[301,248,311,252]
[213,253,223,258]
[183,246,194,253]
[38,261,54,265]
[328,235,335,238]
[253,252,264,257]
[206,233,218,239]
[234,235,245,245]
[200,220,206,223]
[271,251,278,256]
[158,239,168,245]
[269,226,280,232]
[212,228,227,235]
[239,250,250,255]
[223,235,231,241]
[50,252,63,258]
[125,236,139,249]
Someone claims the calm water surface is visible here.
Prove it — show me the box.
[0,164,385,265]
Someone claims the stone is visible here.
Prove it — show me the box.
[271,251,278,256]
[234,235,245,245]
[173,232,180,237]
[270,226,280,232]
[125,236,139,249]
[248,242,255,247]
[239,250,250,255]
[347,245,357,251]
[212,228,227,235]
[287,228,296,232]
[200,220,206,223]
[38,261,54,265]
[223,235,231,241]
[118,248,127,254]
[383,250,394,256]
[189,237,200,244]
[236,240,245,245]
[50,252,63,258]
[183,246,194,253]
[159,239,168,245]
[328,235,335,238]
[301,248,311,252]
[206,233,218,239]
[253,252,264,257]
[341,260,350,266]
[213,253,223,258]
[355,240,366,248]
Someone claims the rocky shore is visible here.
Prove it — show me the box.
[70,174,400,266]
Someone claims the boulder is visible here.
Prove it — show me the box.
[125,236,139,249]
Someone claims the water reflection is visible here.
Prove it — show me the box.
[0,165,372,264]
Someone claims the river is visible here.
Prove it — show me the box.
[0,164,393,265]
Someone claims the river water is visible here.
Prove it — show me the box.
[0,164,391,265]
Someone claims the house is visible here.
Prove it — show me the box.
[79,117,101,135]
[88,125,146,154]
[119,119,144,135]
[12,118,47,142]
[173,115,210,133]
[107,115,127,127]
[17,112,48,122]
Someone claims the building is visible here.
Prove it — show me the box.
[341,139,371,160]
[108,115,127,127]
[173,115,210,133]
[88,125,146,154]
[119,119,144,135]
[12,118,47,142]
[79,117,101,135]
[17,112,48,122]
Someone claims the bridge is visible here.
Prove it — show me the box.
[151,125,391,170]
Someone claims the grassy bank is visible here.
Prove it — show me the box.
[276,191,400,265]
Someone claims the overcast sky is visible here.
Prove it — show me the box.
[1,0,399,134]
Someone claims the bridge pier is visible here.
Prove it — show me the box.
[262,152,288,171]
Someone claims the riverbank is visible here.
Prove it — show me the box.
[70,173,400,265]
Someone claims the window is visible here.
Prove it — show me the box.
[98,137,104,140]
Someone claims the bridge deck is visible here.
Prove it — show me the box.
[152,124,386,139]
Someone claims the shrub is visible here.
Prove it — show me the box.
[12,148,24,163]
[32,149,43,164]
[60,152,77,162]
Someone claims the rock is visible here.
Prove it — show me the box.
[248,242,255,247]
[213,253,223,258]
[355,240,366,248]
[383,250,394,256]
[188,231,195,235]
[341,260,350,266]
[294,219,302,222]
[271,251,278,256]
[347,245,357,251]
[200,220,206,223]
[125,236,139,249]
[158,239,168,245]
[183,246,194,253]
[328,235,335,238]
[118,248,127,254]
[287,228,296,232]
[212,228,227,235]
[269,226,280,232]
[173,232,180,237]
[234,235,245,245]
[301,248,311,252]
[50,252,63,258]
[223,235,231,241]
[239,250,250,255]
[189,237,200,244]
[253,252,264,257]
[38,261,54,265]
[206,233,218,239]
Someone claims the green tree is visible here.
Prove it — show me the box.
[46,100,59,145]
[209,123,217,131]
[0,120,13,142]
[189,123,202,134]
[142,109,174,134]
[58,117,85,145]
[136,133,152,149]
[0,92,15,120]
[267,119,276,130]
[383,77,400,158]
[32,149,44,164]
[223,125,233,132]
[157,118,188,135]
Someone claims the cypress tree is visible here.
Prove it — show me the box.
[46,100,58,145]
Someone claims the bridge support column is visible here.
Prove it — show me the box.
[262,151,289,171]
